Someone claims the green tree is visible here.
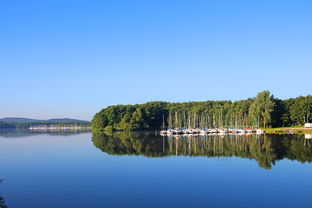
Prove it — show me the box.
[130,108,146,130]
[91,91,311,130]
[249,91,275,128]
[290,95,312,125]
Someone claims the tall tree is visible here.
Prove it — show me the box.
[249,91,275,128]
[290,95,312,125]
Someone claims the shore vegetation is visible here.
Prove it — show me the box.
[92,91,312,131]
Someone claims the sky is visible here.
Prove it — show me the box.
[0,0,311,120]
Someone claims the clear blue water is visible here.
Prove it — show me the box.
[0,131,311,208]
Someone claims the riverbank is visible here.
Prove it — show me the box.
[264,127,312,134]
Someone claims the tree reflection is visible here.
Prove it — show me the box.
[92,132,312,169]
[93,131,167,157]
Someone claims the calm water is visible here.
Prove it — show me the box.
[0,130,311,208]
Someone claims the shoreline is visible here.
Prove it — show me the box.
[264,127,312,134]
[94,127,312,135]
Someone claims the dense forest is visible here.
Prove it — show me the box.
[92,91,312,131]
[92,132,312,169]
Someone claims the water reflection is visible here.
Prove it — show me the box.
[0,128,91,138]
[92,132,312,169]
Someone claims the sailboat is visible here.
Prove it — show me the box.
[160,114,167,135]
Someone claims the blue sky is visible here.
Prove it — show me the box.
[1,0,311,120]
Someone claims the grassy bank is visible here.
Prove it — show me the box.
[264,126,312,134]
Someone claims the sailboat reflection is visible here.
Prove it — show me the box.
[92,132,312,169]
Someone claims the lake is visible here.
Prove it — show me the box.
[0,130,311,208]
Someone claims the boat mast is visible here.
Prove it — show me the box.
[168,113,172,129]
[162,114,165,130]
[183,111,186,129]
[175,111,178,129]
[188,112,191,129]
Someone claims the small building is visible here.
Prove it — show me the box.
[304,123,312,128]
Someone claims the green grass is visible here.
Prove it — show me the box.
[263,126,312,134]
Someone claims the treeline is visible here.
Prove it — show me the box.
[0,122,15,129]
[0,121,91,129]
[92,91,312,131]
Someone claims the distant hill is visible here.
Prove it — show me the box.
[47,118,90,123]
[0,117,43,123]
[0,117,89,123]
[0,117,91,129]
